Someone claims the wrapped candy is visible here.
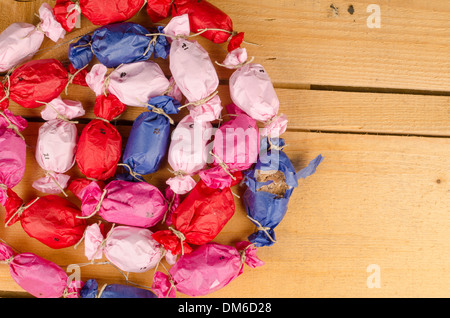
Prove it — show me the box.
[0,110,27,206]
[165,115,213,195]
[69,22,170,69]
[172,0,245,51]
[164,14,222,122]
[146,0,173,23]
[0,242,83,298]
[80,279,156,298]
[72,179,167,228]
[153,171,242,255]
[85,61,177,107]
[79,0,146,26]
[152,241,263,297]
[121,95,180,181]
[32,97,85,195]
[0,3,66,72]
[75,93,125,181]
[0,59,79,109]
[3,190,86,249]
[243,137,323,247]
[53,0,82,32]
[199,104,259,189]
[229,63,288,137]
[83,223,177,273]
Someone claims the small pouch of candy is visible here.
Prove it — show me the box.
[33,97,85,195]
[243,137,323,247]
[165,114,213,195]
[199,103,259,189]
[3,190,86,249]
[229,63,288,137]
[152,171,242,256]
[69,22,170,69]
[53,0,82,32]
[73,179,168,228]
[0,110,27,206]
[76,91,126,181]
[163,14,222,122]
[172,0,245,51]
[152,241,264,297]
[80,279,157,298]
[1,59,69,109]
[0,3,65,72]
[83,223,177,273]
[85,61,177,107]
[78,0,146,26]
[121,95,180,180]
[0,242,83,298]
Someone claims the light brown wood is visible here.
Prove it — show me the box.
[7,0,450,91]
[8,86,450,137]
[1,130,449,297]
[0,0,449,299]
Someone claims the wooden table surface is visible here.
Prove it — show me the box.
[0,0,449,298]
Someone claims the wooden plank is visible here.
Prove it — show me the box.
[212,0,450,91]
[7,86,450,137]
[4,0,450,91]
[277,89,450,136]
[1,129,449,297]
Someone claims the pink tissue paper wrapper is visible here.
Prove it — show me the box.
[86,60,172,106]
[33,97,84,194]
[199,103,259,189]
[0,3,65,72]
[0,109,27,205]
[152,241,264,297]
[84,224,177,273]
[0,242,82,298]
[165,14,222,122]
[166,115,213,195]
[78,180,168,228]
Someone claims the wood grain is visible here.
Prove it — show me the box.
[7,85,450,137]
[0,0,449,299]
[1,130,449,297]
[5,0,450,91]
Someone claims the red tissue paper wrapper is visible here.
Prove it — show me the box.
[152,171,242,255]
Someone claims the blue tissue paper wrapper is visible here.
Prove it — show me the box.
[243,137,323,247]
[120,96,180,181]
[91,22,153,68]
[68,34,93,70]
[80,279,157,298]
[69,22,171,69]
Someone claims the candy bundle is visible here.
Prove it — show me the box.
[0,241,82,298]
[33,97,85,195]
[0,0,323,298]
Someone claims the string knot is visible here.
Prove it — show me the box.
[5,197,40,227]
[168,169,186,177]
[65,63,88,95]
[209,151,236,181]
[117,163,144,181]
[168,226,186,255]
[146,104,174,125]
[247,215,276,243]
[44,171,69,197]
[0,256,15,265]
[178,90,219,110]
[76,189,107,219]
